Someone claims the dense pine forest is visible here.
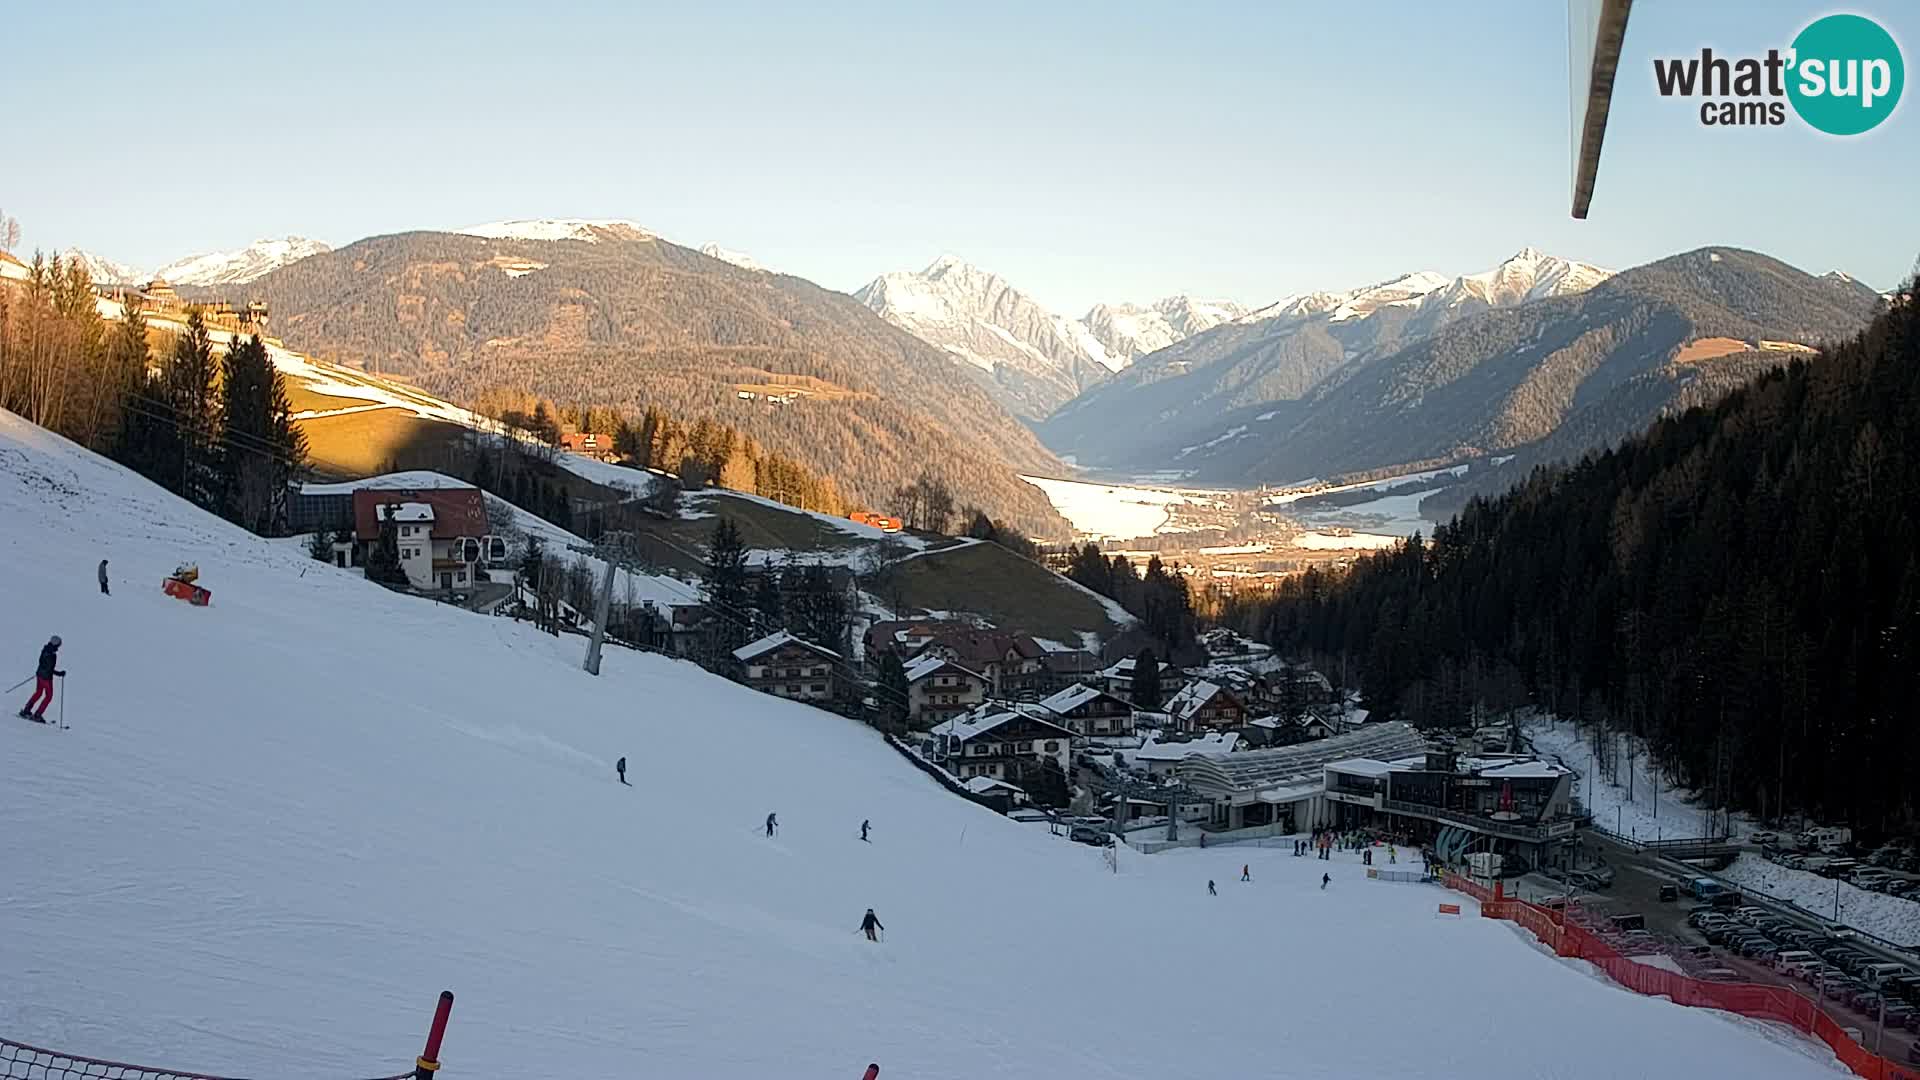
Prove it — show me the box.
[1235,277,1917,833]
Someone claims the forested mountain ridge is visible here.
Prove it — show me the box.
[1238,276,1920,831]
[219,231,1071,536]
[1040,250,1611,471]
[1180,248,1885,484]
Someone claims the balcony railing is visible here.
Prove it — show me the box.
[1380,799,1574,843]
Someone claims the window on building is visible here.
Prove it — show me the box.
[1044,741,1059,752]
[810,684,826,693]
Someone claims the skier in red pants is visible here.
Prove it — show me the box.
[18,636,63,723]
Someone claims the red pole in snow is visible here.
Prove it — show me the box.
[415,991,455,1079]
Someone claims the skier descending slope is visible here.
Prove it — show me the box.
[859,908,884,942]
[616,757,629,785]
[860,819,871,843]
[18,635,63,722]
[765,812,778,838]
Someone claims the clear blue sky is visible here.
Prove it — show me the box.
[5,0,1913,312]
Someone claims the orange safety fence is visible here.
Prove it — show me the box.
[1447,877,1920,1080]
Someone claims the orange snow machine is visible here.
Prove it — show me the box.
[162,564,212,606]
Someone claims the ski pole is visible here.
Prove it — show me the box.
[4,675,30,694]
[58,674,66,730]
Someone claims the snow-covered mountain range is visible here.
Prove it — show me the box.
[56,237,332,287]
[61,249,145,286]
[1038,249,1616,468]
[699,243,766,272]
[156,237,332,286]
[854,256,1120,419]
[456,218,654,243]
[854,255,1241,420]
[1080,296,1246,364]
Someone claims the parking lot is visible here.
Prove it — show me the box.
[1528,833,1920,1066]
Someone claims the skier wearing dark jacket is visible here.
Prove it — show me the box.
[19,636,63,722]
[98,560,109,596]
[860,908,884,942]
[765,812,778,838]
[616,757,629,785]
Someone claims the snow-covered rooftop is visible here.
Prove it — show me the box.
[1132,732,1239,763]
[1166,680,1225,722]
[902,654,979,684]
[375,502,434,524]
[962,776,1024,796]
[1037,683,1118,714]
[930,706,1070,743]
[1178,722,1427,795]
[732,630,840,663]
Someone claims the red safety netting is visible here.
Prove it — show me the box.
[1449,878,1920,1080]
[0,1038,413,1080]
[0,1037,415,1080]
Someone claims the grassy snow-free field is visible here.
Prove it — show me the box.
[0,411,1845,1079]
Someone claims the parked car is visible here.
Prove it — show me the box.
[1824,922,1858,940]
[1884,879,1918,896]
[1658,884,1679,902]
[1700,967,1743,982]
[1819,859,1862,879]
[1750,830,1780,845]
[1774,951,1819,976]
[1067,825,1110,846]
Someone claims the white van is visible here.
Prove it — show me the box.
[1774,950,1819,976]
[1862,962,1908,986]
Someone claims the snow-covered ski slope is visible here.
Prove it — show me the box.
[0,411,1843,1079]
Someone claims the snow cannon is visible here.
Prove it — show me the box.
[163,564,212,606]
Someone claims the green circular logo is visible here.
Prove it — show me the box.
[1787,14,1904,135]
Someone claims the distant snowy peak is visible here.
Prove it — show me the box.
[61,249,146,286]
[457,219,654,243]
[1080,295,1247,363]
[1428,248,1612,310]
[699,244,766,272]
[854,255,1117,416]
[155,237,331,286]
[1233,251,1608,331]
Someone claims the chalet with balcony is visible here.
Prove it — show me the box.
[1165,680,1248,733]
[350,486,488,592]
[733,631,842,704]
[1035,683,1135,738]
[903,655,989,729]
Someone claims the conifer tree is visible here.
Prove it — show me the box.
[1131,647,1163,711]
[703,518,752,657]
[167,309,221,510]
[751,567,783,635]
[876,651,911,734]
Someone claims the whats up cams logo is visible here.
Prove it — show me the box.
[1653,13,1904,134]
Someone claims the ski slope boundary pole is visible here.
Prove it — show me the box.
[413,990,454,1079]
